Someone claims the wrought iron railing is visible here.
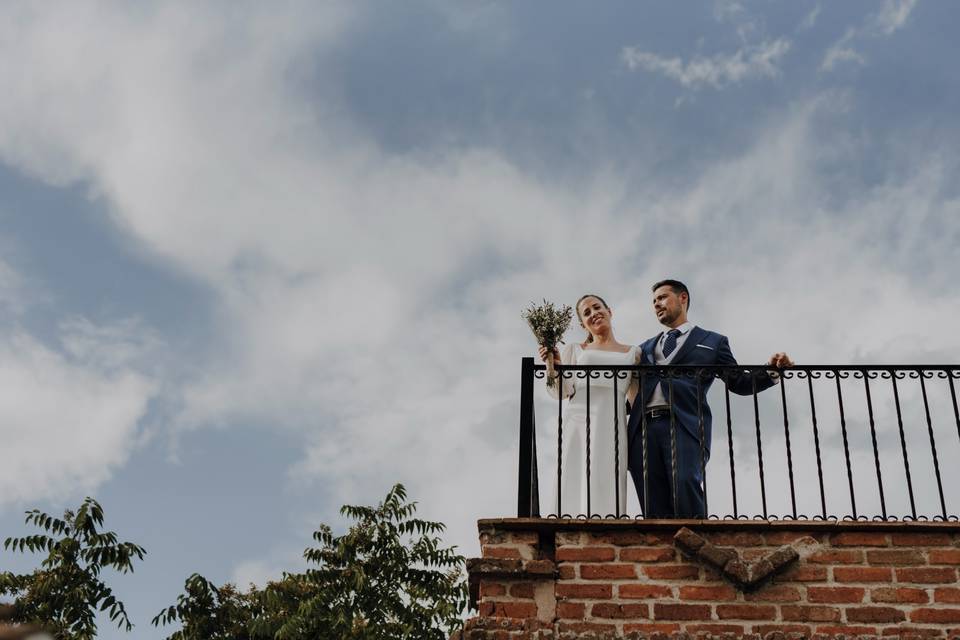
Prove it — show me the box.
[517,359,960,521]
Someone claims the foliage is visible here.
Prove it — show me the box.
[0,498,145,639]
[152,574,260,640]
[154,484,468,640]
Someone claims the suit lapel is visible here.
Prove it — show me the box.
[643,334,661,363]
[670,326,707,364]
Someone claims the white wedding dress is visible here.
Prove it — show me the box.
[547,343,637,517]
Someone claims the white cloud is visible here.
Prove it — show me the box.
[230,560,282,589]
[820,44,866,72]
[820,0,918,72]
[0,251,159,507]
[0,1,958,571]
[872,0,920,35]
[800,4,821,30]
[0,324,156,506]
[622,39,790,89]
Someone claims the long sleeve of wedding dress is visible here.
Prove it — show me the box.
[545,342,578,400]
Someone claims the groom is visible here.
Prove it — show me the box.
[626,279,793,518]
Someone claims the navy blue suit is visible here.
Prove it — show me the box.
[626,326,775,518]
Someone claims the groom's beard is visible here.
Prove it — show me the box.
[657,309,677,326]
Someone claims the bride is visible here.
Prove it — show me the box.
[539,294,638,518]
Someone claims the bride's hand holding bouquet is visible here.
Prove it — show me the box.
[522,300,573,388]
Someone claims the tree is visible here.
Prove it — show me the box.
[0,498,145,639]
[152,574,260,640]
[155,484,469,639]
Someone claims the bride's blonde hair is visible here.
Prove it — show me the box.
[575,293,610,345]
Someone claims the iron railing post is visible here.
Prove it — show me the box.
[518,357,539,517]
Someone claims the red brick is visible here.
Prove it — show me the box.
[653,603,712,620]
[679,585,737,601]
[619,547,675,562]
[591,603,650,619]
[556,546,616,562]
[580,563,636,580]
[557,621,617,633]
[807,586,866,603]
[775,565,828,582]
[847,606,907,623]
[807,549,865,564]
[619,584,673,599]
[556,532,583,545]
[867,549,926,565]
[522,559,553,574]
[508,531,539,544]
[911,608,960,623]
[879,625,946,638]
[643,564,699,580]
[557,564,577,580]
[871,587,929,604]
[686,623,746,634]
[741,548,773,561]
[509,583,535,599]
[817,624,878,635]
[929,549,960,564]
[891,532,954,546]
[488,601,538,618]
[831,531,889,546]
[935,587,960,603]
[834,566,893,582]
[716,604,776,620]
[592,532,672,546]
[558,564,576,579]
[480,582,506,597]
[708,531,765,546]
[484,546,522,559]
[555,583,612,599]
[765,531,821,545]
[556,601,585,619]
[466,616,529,632]
[896,567,957,583]
[702,566,723,582]
[623,623,681,634]
[781,605,842,622]
[744,585,802,602]
[753,624,813,636]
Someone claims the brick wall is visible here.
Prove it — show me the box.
[461,519,960,639]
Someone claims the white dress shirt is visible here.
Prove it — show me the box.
[646,322,695,409]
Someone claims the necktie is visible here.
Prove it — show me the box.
[662,329,682,359]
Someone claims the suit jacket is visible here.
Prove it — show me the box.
[627,326,776,457]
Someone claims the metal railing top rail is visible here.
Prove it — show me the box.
[517,358,960,523]
[533,363,960,372]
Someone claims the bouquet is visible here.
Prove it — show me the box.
[522,299,574,388]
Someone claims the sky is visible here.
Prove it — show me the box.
[1,0,959,637]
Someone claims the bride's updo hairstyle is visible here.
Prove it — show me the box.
[575,293,611,345]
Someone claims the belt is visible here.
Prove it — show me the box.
[644,408,672,420]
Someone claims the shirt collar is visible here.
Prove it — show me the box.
[663,321,694,336]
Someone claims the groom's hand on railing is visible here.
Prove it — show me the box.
[768,352,795,368]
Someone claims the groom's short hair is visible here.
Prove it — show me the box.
[652,279,690,311]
